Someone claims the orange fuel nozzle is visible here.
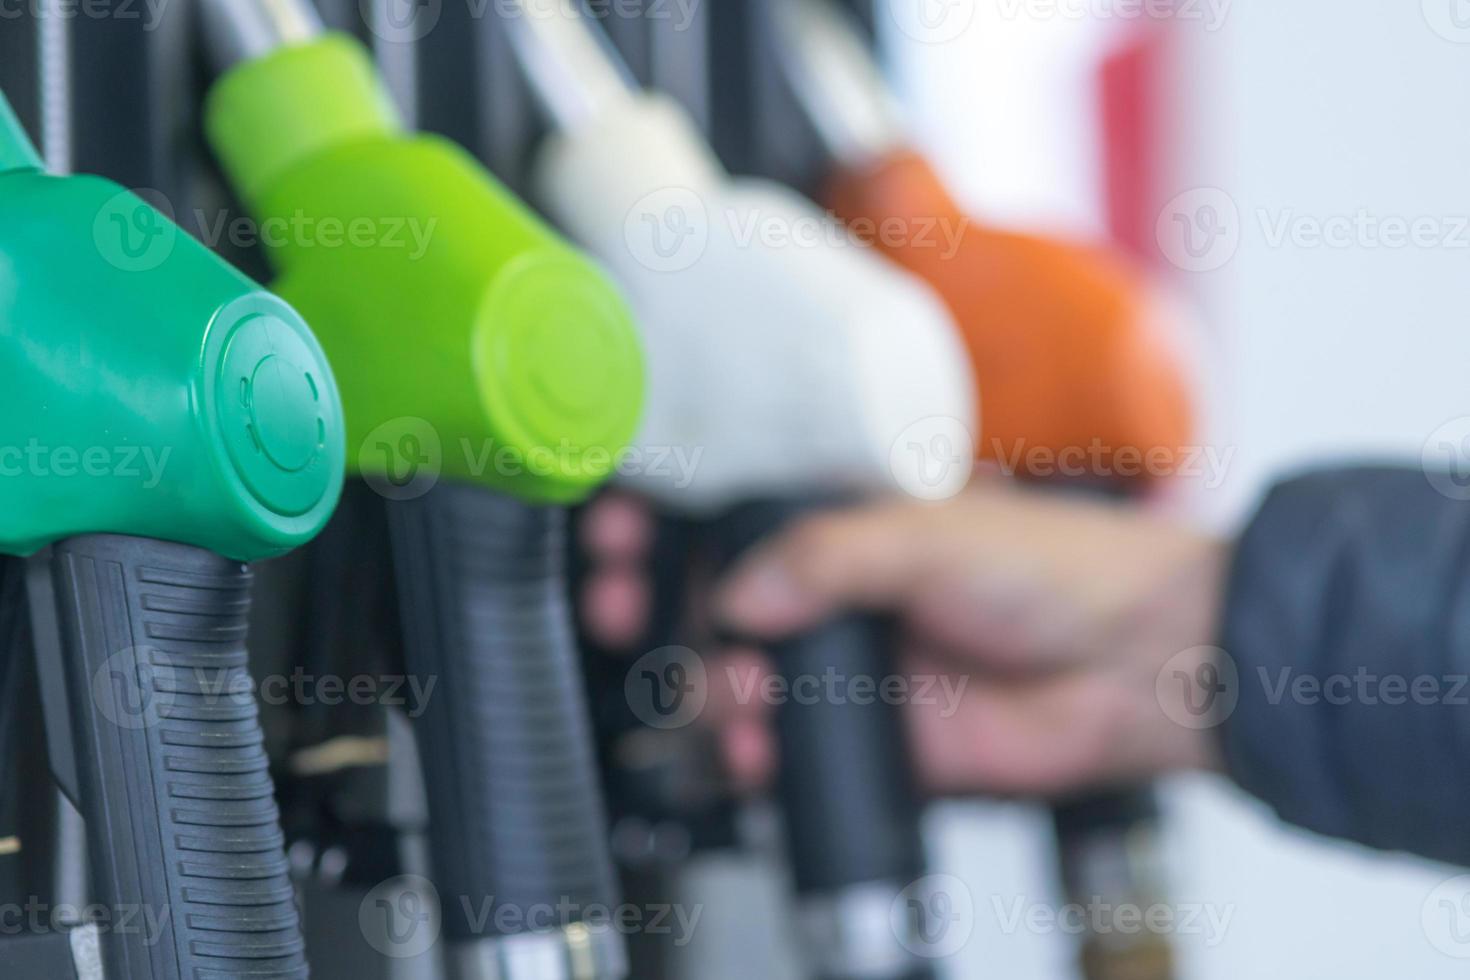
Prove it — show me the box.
[772,0,1195,486]
[825,150,1194,485]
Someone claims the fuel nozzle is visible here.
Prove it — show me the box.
[505,0,974,511]
[777,0,1195,488]
[200,0,644,503]
[0,84,340,980]
[774,7,1191,980]
[506,6,974,980]
[200,6,642,978]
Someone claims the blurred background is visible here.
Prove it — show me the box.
[3,2,1469,978]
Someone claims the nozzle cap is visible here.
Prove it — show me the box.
[197,293,346,554]
[473,251,645,499]
[213,311,340,517]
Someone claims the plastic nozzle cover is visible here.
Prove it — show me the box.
[825,150,1196,480]
[205,34,646,506]
[0,168,345,560]
[533,94,975,512]
[206,33,403,209]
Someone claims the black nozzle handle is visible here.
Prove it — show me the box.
[1052,785,1163,842]
[771,612,924,896]
[1047,480,1177,980]
[718,500,932,980]
[0,556,26,794]
[1053,786,1176,980]
[1052,784,1169,901]
[49,535,307,980]
[386,484,622,947]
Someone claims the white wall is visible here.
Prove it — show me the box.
[884,0,1470,976]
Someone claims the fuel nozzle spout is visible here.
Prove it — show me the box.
[198,0,324,71]
[499,0,641,132]
[771,0,908,169]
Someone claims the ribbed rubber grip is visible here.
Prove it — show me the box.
[1052,785,1161,841]
[50,535,307,980]
[385,483,621,943]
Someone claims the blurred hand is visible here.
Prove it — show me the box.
[579,492,657,650]
[713,480,1229,798]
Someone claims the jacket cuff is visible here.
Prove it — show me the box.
[1218,467,1470,863]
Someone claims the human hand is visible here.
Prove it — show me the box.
[712,480,1229,798]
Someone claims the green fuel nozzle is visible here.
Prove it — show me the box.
[0,85,338,980]
[0,92,344,562]
[201,22,644,505]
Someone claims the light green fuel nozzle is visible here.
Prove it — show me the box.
[202,28,645,505]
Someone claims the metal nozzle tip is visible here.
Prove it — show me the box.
[199,0,325,73]
[773,0,907,167]
[500,0,639,132]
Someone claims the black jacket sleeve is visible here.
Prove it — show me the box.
[1220,466,1470,867]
